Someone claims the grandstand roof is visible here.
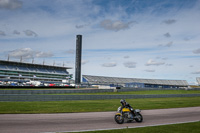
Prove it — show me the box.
[82,75,189,86]
[0,60,72,70]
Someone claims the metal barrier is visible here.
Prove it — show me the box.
[1,87,199,94]
[1,87,200,101]
[0,94,200,101]
[0,89,114,94]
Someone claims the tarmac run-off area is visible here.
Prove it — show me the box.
[0,107,200,133]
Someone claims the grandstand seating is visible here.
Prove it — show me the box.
[0,60,72,83]
[82,75,189,88]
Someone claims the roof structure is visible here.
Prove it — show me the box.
[0,60,72,70]
[82,75,189,86]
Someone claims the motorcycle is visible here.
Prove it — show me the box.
[114,106,143,124]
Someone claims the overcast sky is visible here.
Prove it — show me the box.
[0,0,200,84]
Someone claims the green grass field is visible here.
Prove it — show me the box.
[0,97,200,114]
[70,121,200,133]
[1,89,199,132]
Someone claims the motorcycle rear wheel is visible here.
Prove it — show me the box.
[114,115,124,124]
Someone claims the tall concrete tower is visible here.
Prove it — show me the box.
[75,35,82,84]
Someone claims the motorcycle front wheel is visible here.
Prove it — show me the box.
[135,113,143,122]
[114,115,124,124]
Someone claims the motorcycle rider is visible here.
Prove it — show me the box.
[120,99,135,117]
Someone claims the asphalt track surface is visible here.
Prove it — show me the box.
[0,107,200,133]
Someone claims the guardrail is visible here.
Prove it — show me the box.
[0,94,200,101]
[0,89,113,94]
[1,87,199,94]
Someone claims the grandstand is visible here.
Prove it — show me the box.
[82,75,189,88]
[197,77,200,86]
[0,60,72,84]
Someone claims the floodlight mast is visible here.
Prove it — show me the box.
[75,35,82,85]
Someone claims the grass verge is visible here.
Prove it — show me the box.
[70,121,200,133]
[0,97,200,114]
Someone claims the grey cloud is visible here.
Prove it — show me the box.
[124,55,130,59]
[9,48,34,59]
[24,30,38,37]
[166,41,173,47]
[156,56,161,59]
[191,70,200,74]
[75,23,90,29]
[65,49,75,54]
[162,19,176,25]
[35,51,53,58]
[162,57,168,60]
[8,48,53,59]
[164,32,171,38]
[82,60,89,65]
[158,41,173,47]
[102,62,117,67]
[123,61,136,68]
[145,59,165,66]
[145,69,155,72]
[156,57,168,60]
[193,48,200,54]
[13,30,20,35]
[184,37,192,41]
[100,19,136,32]
[0,30,6,36]
[0,0,22,10]
[165,64,173,66]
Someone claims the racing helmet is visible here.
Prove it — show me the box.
[120,99,126,104]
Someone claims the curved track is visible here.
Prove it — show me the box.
[0,107,200,133]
